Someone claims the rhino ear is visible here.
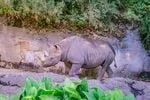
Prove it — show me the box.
[53,44,61,56]
[54,44,59,49]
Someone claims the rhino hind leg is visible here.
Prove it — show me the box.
[98,63,107,81]
[69,63,82,78]
[106,66,113,78]
[98,57,113,81]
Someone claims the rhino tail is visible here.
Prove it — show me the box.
[106,41,118,68]
[114,57,117,68]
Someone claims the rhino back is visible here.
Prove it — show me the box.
[86,38,116,54]
[84,40,114,68]
[66,37,87,64]
[67,37,114,67]
[58,36,82,61]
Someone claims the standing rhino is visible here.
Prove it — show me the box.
[43,36,117,81]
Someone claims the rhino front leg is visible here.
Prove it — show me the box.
[69,63,82,78]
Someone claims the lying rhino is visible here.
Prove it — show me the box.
[43,36,117,81]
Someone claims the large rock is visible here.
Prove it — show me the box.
[0,25,66,69]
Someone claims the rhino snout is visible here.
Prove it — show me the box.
[42,57,60,67]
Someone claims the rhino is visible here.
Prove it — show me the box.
[42,36,117,81]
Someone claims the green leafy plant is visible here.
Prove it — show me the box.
[0,93,8,100]
[1,77,134,100]
[110,0,150,49]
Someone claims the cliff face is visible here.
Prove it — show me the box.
[0,26,63,68]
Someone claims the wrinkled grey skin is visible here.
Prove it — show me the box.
[43,36,117,81]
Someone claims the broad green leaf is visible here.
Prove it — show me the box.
[83,91,96,100]
[52,87,64,96]
[37,88,53,96]
[0,93,8,100]
[38,82,46,89]
[104,91,113,100]
[91,88,105,100]
[28,87,37,97]
[28,78,39,89]
[22,96,35,100]
[24,78,32,91]
[11,92,22,100]
[125,94,135,100]
[63,94,70,100]
[21,78,33,97]
[112,88,125,100]
[80,79,88,91]
[64,78,76,89]
[38,95,60,100]
[64,86,82,100]
[76,79,88,98]
[41,77,52,90]
[84,88,105,100]
[64,78,82,100]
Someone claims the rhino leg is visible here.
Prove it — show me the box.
[98,63,107,81]
[98,57,113,81]
[106,66,113,77]
[69,63,82,78]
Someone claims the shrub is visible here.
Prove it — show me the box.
[0,0,149,49]
[0,0,118,30]
[0,77,135,100]
[110,0,150,49]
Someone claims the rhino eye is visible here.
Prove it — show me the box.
[49,58,53,60]
[44,54,47,57]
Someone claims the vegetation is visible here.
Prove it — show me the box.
[0,77,135,100]
[111,0,150,50]
[0,0,149,49]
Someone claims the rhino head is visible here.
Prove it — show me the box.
[21,44,61,68]
[22,50,48,67]
[42,44,62,67]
